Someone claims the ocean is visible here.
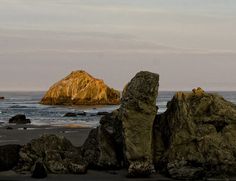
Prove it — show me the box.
[0,91,236,128]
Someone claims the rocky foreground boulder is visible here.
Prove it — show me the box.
[81,109,123,169]
[15,134,87,174]
[81,71,159,177]
[153,87,236,179]
[119,71,159,177]
[40,70,120,105]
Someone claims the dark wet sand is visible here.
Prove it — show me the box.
[0,124,91,146]
[0,170,173,181]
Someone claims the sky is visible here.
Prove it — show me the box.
[0,0,236,91]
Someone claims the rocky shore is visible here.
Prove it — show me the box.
[1,71,236,180]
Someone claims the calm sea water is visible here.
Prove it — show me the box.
[0,91,236,127]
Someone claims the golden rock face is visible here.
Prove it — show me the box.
[174,87,205,101]
[40,70,120,105]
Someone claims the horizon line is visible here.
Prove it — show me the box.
[1,89,236,92]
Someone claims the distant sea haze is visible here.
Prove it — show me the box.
[0,91,236,127]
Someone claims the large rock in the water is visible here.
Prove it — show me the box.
[9,114,31,124]
[16,134,87,174]
[153,87,236,179]
[0,144,21,171]
[40,70,120,105]
[119,71,159,177]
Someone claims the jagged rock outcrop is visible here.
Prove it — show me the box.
[153,87,236,179]
[16,134,87,174]
[40,70,120,105]
[119,71,159,177]
[81,71,159,177]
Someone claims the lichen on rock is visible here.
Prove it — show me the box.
[119,71,159,177]
[153,88,236,179]
[81,71,159,178]
[15,134,87,174]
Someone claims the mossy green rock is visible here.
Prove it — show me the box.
[81,71,159,176]
[119,71,159,177]
[154,88,236,179]
[16,134,87,174]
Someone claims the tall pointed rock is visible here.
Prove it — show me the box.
[119,71,159,177]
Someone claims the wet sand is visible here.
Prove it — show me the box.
[0,124,91,146]
[0,170,173,181]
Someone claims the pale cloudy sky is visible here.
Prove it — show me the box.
[0,0,236,91]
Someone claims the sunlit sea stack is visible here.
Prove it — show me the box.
[40,70,120,105]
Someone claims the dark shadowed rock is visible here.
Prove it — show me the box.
[16,134,87,174]
[0,144,21,171]
[118,71,159,177]
[63,112,77,117]
[0,96,4,100]
[31,159,47,178]
[81,128,100,168]
[9,114,31,124]
[153,87,236,179]
[81,110,123,169]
